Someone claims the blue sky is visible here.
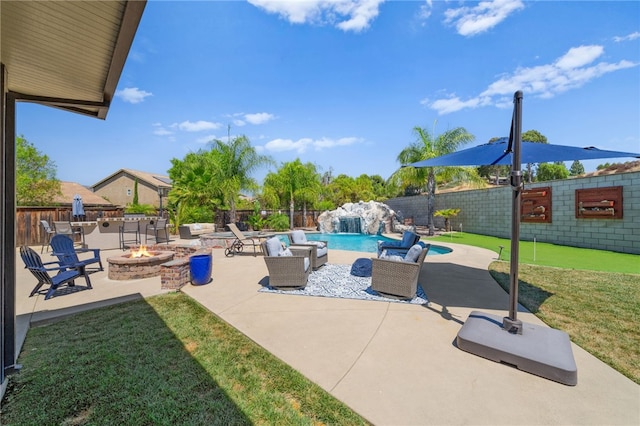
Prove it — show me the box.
[17,0,640,187]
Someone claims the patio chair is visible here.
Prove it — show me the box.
[145,218,169,244]
[371,244,430,300]
[287,230,328,270]
[50,234,103,280]
[53,220,84,246]
[20,245,91,300]
[226,222,261,257]
[261,237,312,290]
[377,231,421,257]
[40,219,56,253]
[119,220,140,250]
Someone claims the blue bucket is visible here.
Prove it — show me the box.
[189,253,212,285]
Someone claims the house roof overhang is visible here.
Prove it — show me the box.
[1,0,146,119]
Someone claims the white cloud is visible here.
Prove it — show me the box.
[115,87,152,104]
[244,112,276,125]
[233,119,246,127]
[613,32,640,42]
[264,138,314,153]
[248,0,384,32]
[152,123,173,136]
[177,120,221,132]
[426,44,638,114]
[261,136,363,154]
[196,134,217,144]
[444,0,524,36]
[417,0,433,24]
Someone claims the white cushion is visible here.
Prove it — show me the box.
[291,230,307,244]
[279,248,293,257]
[379,250,404,262]
[311,241,326,248]
[265,237,283,257]
[404,244,423,263]
[193,223,202,230]
[304,257,310,271]
[316,246,328,257]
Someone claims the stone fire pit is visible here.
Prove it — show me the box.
[107,250,175,280]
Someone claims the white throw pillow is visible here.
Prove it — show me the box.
[279,248,293,257]
[379,250,404,262]
[404,244,423,263]
[193,223,202,230]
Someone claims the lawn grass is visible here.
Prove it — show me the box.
[0,293,369,425]
[489,262,640,384]
[430,232,640,274]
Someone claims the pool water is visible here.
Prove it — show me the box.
[283,233,452,255]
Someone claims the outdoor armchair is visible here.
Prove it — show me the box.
[261,237,312,290]
[287,230,328,270]
[377,231,420,257]
[371,244,430,300]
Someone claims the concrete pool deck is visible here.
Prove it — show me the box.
[12,239,640,425]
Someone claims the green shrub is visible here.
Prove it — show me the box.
[265,213,289,231]
[125,203,156,215]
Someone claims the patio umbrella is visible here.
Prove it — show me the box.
[408,91,639,385]
[72,194,85,221]
[409,139,640,167]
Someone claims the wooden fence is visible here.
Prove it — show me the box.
[17,206,123,246]
[17,207,323,247]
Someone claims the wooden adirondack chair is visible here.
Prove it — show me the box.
[20,246,92,300]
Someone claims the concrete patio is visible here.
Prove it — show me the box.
[13,240,640,425]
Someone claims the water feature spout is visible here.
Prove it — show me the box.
[339,217,362,233]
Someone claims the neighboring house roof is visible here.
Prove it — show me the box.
[92,168,172,190]
[53,182,113,206]
[1,1,146,119]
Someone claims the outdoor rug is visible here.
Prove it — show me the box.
[259,263,428,305]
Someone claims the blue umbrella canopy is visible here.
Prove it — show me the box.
[408,139,639,168]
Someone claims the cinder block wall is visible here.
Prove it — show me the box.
[386,171,640,254]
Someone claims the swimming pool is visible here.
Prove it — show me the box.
[283,233,452,255]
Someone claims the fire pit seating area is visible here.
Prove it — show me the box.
[178,223,216,239]
[107,244,211,290]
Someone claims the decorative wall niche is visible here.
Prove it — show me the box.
[575,186,623,219]
[521,187,552,223]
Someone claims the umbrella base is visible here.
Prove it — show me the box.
[457,310,577,386]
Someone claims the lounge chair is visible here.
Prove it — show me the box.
[226,223,261,257]
[377,231,421,257]
[371,244,430,300]
[50,234,103,279]
[261,237,312,290]
[20,245,91,300]
[287,230,328,270]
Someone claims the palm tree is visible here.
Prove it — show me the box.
[208,135,273,224]
[262,159,322,229]
[392,125,475,235]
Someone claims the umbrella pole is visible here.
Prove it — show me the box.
[504,90,524,334]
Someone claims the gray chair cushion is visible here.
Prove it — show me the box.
[404,244,423,263]
[265,237,283,257]
[291,230,307,244]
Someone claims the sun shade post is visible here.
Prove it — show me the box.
[504,90,524,334]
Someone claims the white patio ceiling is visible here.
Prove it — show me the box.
[1,0,146,118]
